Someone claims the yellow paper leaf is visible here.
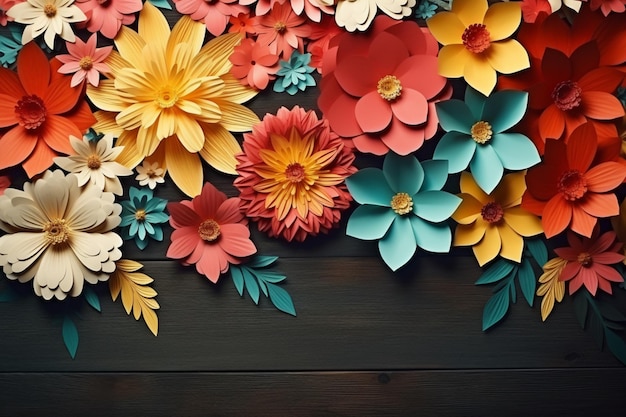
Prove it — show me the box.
[536,257,567,322]
[109,259,160,336]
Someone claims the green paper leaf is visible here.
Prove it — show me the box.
[605,330,626,365]
[247,256,279,268]
[598,302,626,323]
[518,259,536,307]
[482,284,511,331]
[83,287,101,312]
[573,292,588,329]
[62,316,79,359]
[255,273,269,297]
[255,271,287,283]
[231,266,245,296]
[588,309,605,349]
[242,268,260,304]
[266,283,296,316]
[475,258,515,285]
[0,286,17,302]
[526,239,548,267]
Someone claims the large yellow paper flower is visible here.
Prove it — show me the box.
[88,2,259,197]
[452,171,542,266]
[426,0,529,96]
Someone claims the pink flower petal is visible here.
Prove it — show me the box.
[355,91,392,133]
[390,89,428,126]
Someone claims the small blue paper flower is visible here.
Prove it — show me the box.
[273,51,316,95]
[0,25,23,67]
[433,87,541,194]
[147,0,172,9]
[345,153,461,271]
[415,0,437,19]
[120,187,169,250]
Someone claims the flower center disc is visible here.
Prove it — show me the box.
[462,24,491,54]
[15,95,47,130]
[156,89,178,108]
[481,201,503,223]
[87,154,101,169]
[79,56,93,71]
[552,80,582,111]
[285,162,305,183]
[377,75,402,101]
[135,209,146,221]
[43,2,57,17]
[43,219,70,245]
[577,252,592,267]
[198,219,221,242]
[274,21,287,34]
[471,121,493,144]
[391,192,413,215]
[558,169,587,201]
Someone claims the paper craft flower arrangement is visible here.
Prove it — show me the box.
[2,0,626,364]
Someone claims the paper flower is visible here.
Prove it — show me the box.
[452,172,543,267]
[229,38,279,90]
[434,87,540,194]
[415,0,437,19]
[228,13,255,35]
[235,106,356,242]
[306,15,342,74]
[523,123,626,238]
[173,0,248,36]
[166,182,257,283]
[55,34,112,87]
[521,0,552,23]
[0,42,95,177]
[273,51,315,95]
[53,134,133,195]
[74,0,142,39]
[7,0,86,49]
[554,228,624,295]
[88,3,259,197]
[0,175,9,195]
[135,160,166,190]
[120,187,169,250]
[345,153,461,271]
[253,3,311,59]
[0,170,122,300]
[426,0,529,96]
[318,17,450,156]
[323,0,415,32]
[288,0,333,22]
[0,0,17,25]
[0,24,21,66]
[549,0,582,12]
[588,0,626,15]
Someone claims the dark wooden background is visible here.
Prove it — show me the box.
[2,10,626,416]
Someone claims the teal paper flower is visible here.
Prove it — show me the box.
[120,187,169,250]
[433,87,540,194]
[147,0,172,9]
[415,0,437,19]
[0,25,23,67]
[273,51,316,95]
[345,153,461,271]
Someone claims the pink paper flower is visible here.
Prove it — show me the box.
[56,34,112,87]
[0,0,18,25]
[229,38,279,90]
[166,182,257,283]
[75,0,142,39]
[174,0,248,36]
[254,3,311,59]
[587,0,626,15]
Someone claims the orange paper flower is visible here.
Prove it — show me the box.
[253,3,311,59]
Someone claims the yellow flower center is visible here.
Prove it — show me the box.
[481,201,503,224]
[577,252,592,267]
[156,89,178,108]
[558,169,587,201]
[390,192,413,215]
[79,56,93,71]
[377,75,402,101]
[471,121,493,144]
[285,163,305,183]
[87,154,102,169]
[135,209,146,221]
[43,219,70,245]
[462,23,491,54]
[43,2,57,17]
[274,21,287,33]
[198,219,220,242]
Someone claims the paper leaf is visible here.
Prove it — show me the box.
[242,267,261,304]
[536,257,566,321]
[231,266,245,296]
[266,283,296,316]
[109,260,160,336]
[0,285,17,302]
[482,283,511,331]
[518,259,536,307]
[526,239,548,267]
[247,256,279,268]
[62,316,79,359]
[475,258,515,285]
[573,291,589,329]
[83,287,101,312]
[605,330,626,364]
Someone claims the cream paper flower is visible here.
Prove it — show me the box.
[0,170,122,300]
[135,160,166,190]
[321,0,415,32]
[7,0,86,49]
[54,134,133,196]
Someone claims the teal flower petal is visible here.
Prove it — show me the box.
[346,168,394,206]
[378,216,416,271]
[470,144,504,194]
[433,131,476,173]
[413,191,461,223]
[383,153,424,195]
[146,211,169,223]
[129,220,139,236]
[138,223,147,240]
[464,87,487,120]
[410,217,452,253]
[435,99,475,134]
[144,221,155,235]
[135,237,149,250]
[481,90,528,133]
[346,205,396,240]
[420,159,449,191]
[490,133,541,170]
[152,226,164,241]
[120,215,135,227]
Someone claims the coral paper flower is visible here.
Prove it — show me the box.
[55,34,112,87]
[7,0,86,49]
[53,134,133,195]
[88,3,259,197]
[229,38,279,90]
[0,0,17,26]
[120,186,169,250]
[587,0,626,15]
[554,228,624,295]
[520,0,552,23]
[166,182,257,283]
[74,0,142,39]
[426,0,530,96]
[0,170,122,300]
[234,106,356,242]
[434,87,540,194]
[135,160,165,189]
[0,42,95,177]
[452,171,543,267]
[523,123,626,238]
[253,3,311,59]
[173,0,248,36]
[346,153,461,271]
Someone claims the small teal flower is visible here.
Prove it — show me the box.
[434,87,540,194]
[415,0,437,19]
[273,51,316,95]
[84,128,105,143]
[346,153,461,271]
[0,25,23,67]
[120,187,169,250]
[147,0,172,9]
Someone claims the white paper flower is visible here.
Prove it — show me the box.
[329,0,415,31]
[7,0,86,49]
[548,0,582,12]
[0,170,122,300]
[54,135,133,196]
[135,161,166,190]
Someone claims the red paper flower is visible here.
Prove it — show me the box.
[234,106,356,242]
[166,182,257,283]
[228,13,256,35]
[0,42,95,177]
[523,123,626,238]
[307,15,342,74]
[554,228,624,295]
[588,0,626,15]
[174,0,248,36]
[75,0,142,39]
[229,38,279,90]
[521,0,552,22]
[253,3,311,59]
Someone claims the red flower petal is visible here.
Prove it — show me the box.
[594,263,624,282]
[390,89,428,126]
[577,66,624,92]
[380,117,425,156]
[581,267,598,295]
[368,32,410,76]
[541,48,571,87]
[167,202,202,228]
[167,227,201,259]
[542,196,572,238]
[334,55,378,98]
[355,91,392,133]
[218,224,256,257]
[559,260,582,281]
[578,192,619,218]
[567,123,597,173]
[396,55,446,100]
[193,182,227,219]
[352,134,389,155]
[216,197,245,225]
[326,93,361,137]
[592,252,624,265]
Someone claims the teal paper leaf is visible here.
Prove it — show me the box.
[525,238,548,267]
[0,285,17,302]
[518,259,535,307]
[231,266,245,296]
[475,258,515,285]
[148,0,173,8]
[482,283,511,331]
[605,330,626,364]
[242,268,260,304]
[62,316,79,359]
[266,283,296,316]
[248,256,279,268]
[83,287,101,312]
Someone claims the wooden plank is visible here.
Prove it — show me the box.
[1,369,625,416]
[0,258,622,371]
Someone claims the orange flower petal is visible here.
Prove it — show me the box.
[585,162,626,192]
[0,94,18,127]
[579,192,619,218]
[577,67,623,92]
[581,91,624,121]
[66,100,97,131]
[17,42,49,97]
[40,114,81,154]
[0,126,37,171]
[0,67,26,99]
[538,104,565,140]
[542,196,572,238]
[567,123,597,173]
[43,76,82,115]
[22,138,57,177]
[570,204,597,238]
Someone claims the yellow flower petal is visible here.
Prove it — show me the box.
[115,130,145,168]
[483,1,521,41]
[473,225,501,266]
[454,223,486,246]
[452,193,483,224]
[164,137,203,197]
[220,73,260,104]
[451,0,488,27]
[459,172,490,204]
[463,54,497,96]
[88,80,128,112]
[426,11,465,46]
[497,222,524,263]
[138,1,170,52]
[216,101,260,132]
[492,171,526,208]
[168,14,205,58]
[199,123,242,174]
[136,123,162,157]
[438,44,471,78]
[175,114,205,153]
[199,33,242,77]
[503,206,543,237]
[114,26,147,71]
[93,111,124,137]
[537,257,567,321]
[486,40,530,75]
[103,50,130,77]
